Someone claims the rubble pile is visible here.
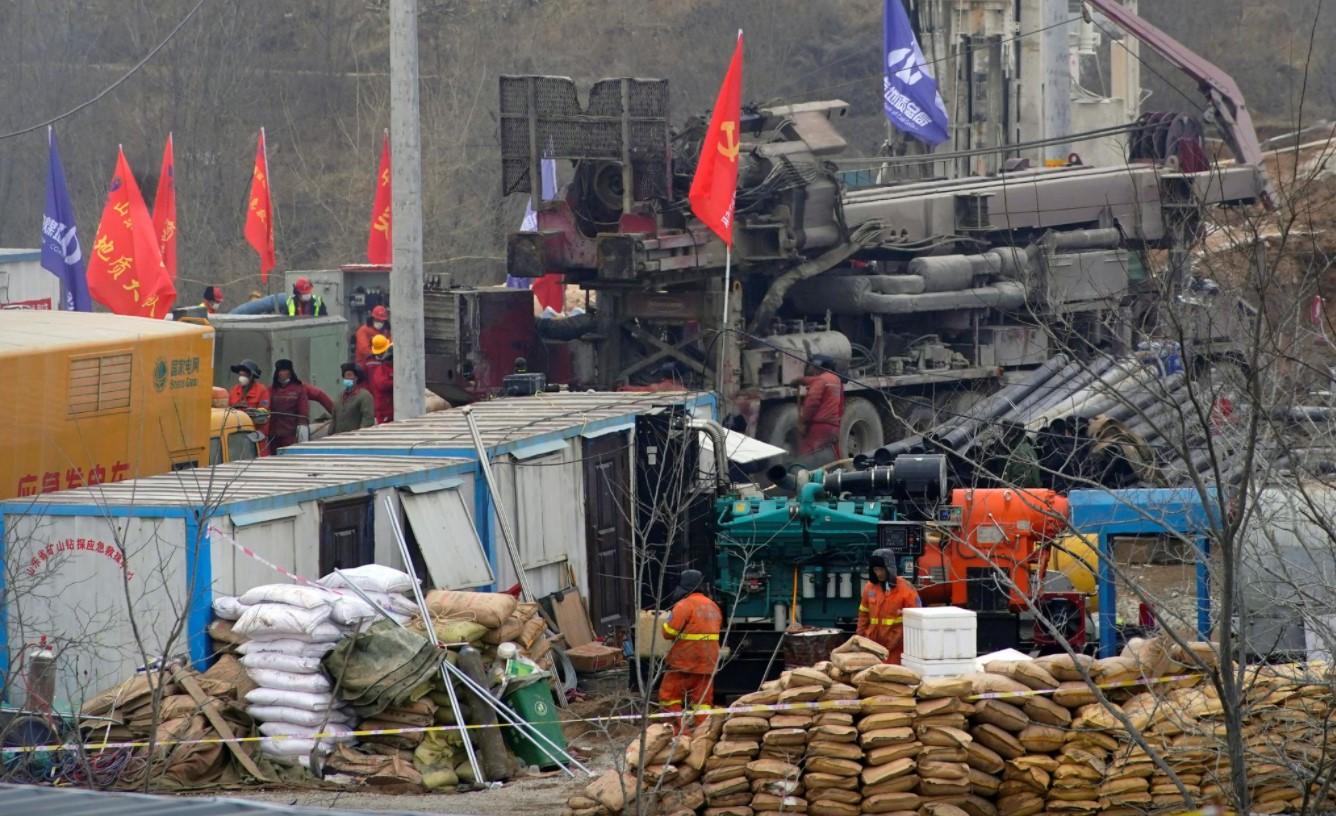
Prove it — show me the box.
[206,569,562,790]
[77,657,260,789]
[563,635,1336,816]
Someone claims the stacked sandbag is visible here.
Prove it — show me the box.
[78,663,260,789]
[230,583,354,762]
[853,663,923,816]
[318,564,420,629]
[421,590,554,670]
[911,673,976,816]
[561,717,717,816]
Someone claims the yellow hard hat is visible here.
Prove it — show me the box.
[371,334,392,356]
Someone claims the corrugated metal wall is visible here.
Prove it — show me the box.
[5,513,189,707]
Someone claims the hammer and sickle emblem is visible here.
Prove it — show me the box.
[716,121,740,161]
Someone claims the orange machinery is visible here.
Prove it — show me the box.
[917,488,1070,611]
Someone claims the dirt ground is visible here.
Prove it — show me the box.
[211,694,636,814]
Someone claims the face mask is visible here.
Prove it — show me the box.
[278,375,291,385]
[342,378,355,390]
[238,375,251,387]
[372,321,385,330]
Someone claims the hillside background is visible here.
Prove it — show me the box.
[0,0,1330,298]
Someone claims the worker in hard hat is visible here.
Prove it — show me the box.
[857,548,921,665]
[200,285,224,314]
[659,569,722,727]
[366,334,395,424]
[354,304,390,366]
[287,276,327,317]
[796,355,845,466]
[228,359,272,455]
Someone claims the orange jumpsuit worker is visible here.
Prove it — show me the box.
[354,305,390,366]
[797,357,845,462]
[659,570,722,724]
[228,359,272,456]
[857,548,921,665]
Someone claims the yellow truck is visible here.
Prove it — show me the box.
[0,311,256,502]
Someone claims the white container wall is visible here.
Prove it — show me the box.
[490,437,589,598]
[0,455,478,709]
[4,512,189,706]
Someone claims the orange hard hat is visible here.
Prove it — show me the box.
[371,334,393,356]
[294,276,314,295]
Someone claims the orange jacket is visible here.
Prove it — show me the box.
[799,371,844,455]
[662,592,722,674]
[354,323,389,367]
[229,381,272,456]
[799,371,844,429]
[857,577,921,664]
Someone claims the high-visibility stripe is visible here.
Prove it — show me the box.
[660,698,683,706]
[678,632,719,641]
[858,605,870,613]
[662,622,680,636]
[868,616,902,626]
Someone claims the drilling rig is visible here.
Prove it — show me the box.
[500,0,1272,458]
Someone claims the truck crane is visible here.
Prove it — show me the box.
[500,0,1274,458]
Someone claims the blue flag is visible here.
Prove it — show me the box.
[883,0,950,146]
[41,128,91,311]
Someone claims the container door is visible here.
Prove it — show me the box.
[319,497,373,575]
[584,433,633,634]
[400,486,493,589]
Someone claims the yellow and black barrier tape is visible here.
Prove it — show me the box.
[0,671,1205,756]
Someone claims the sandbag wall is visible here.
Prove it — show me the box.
[564,635,1336,816]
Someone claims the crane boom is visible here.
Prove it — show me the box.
[1082,0,1277,209]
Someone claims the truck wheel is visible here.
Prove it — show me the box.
[840,397,884,458]
[757,403,800,456]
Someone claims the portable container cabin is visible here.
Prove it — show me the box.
[0,455,486,708]
[285,391,717,632]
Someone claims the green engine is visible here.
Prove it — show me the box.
[712,457,945,630]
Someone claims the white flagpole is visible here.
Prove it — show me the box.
[717,242,732,390]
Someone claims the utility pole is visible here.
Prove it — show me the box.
[390,0,426,420]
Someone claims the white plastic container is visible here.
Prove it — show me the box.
[903,654,978,679]
[903,606,978,661]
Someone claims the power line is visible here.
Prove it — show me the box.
[0,0,211,141]
[829,122,1140,165]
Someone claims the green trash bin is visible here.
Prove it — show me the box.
[502,674,567,770]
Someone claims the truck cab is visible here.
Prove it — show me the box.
[209,400,258,465]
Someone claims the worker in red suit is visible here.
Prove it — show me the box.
[365,334,395,424]
[266,358,310,453]
[354,305,390,366]
[857,548,921,665]
[227,359,271,455]
[796,356,845,464]
[659,569,722,727]
[304,383,334,418]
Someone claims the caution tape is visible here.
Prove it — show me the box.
[206,526,348,597]
[1,672,1209,756]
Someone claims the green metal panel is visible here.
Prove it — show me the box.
[209,314,348,393]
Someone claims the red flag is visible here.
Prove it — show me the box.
[87,147,177,318]
[532,275,565,312]
[689,31,744,247]
[244,129,276,282]
[152,133,177,281]
[367,131,392,264]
